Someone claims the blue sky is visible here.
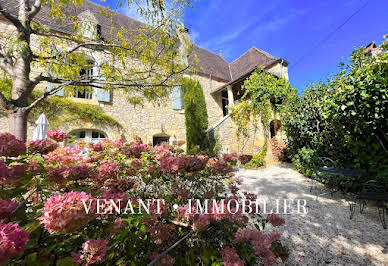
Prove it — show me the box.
[94,0,387,91]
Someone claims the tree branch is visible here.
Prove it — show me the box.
[28,0,42,19]
[0,52,14,75]
[0,89,9,110]
[0,3,22,27]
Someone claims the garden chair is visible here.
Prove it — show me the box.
[310,157,368,201]
[349,180,388,229]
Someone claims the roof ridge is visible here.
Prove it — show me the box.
[251,46,276,59]
[193,44,229,63]
[229,48,252,64]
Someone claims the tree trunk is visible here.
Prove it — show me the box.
[8,108,28,141]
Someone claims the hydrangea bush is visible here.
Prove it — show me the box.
[0,132,287,265]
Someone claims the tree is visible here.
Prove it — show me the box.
[283,37,388,176]
[0,0,191,141]
[183,78,209,153]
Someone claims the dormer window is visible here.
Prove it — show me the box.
[81,21,96,39]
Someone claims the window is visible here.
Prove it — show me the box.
[74,62,94,99]
[153,136,170,146]
[72,129,107,144]
[81,21,96,39]
[221,90,229,116]
[172,87,184,110]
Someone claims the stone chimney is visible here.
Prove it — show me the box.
[178,27,190,65]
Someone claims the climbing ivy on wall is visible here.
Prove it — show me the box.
[183,78,210,153]
[0,77,121,130]
[230,67,296,144]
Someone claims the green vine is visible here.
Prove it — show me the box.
[0,77,121,129]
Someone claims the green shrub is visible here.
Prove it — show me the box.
[246,140,267,168]
[291,147,318,177]
[183,79,210,153]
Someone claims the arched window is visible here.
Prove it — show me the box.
[71,129,107,144]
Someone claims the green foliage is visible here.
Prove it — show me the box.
[284,37,388,179]
[246,140,267,168]
[183,78,210,153]
[291,147,317,177]
[0,78,121,129]
[31,95,121,129]
[0,76,12,99]
[230,68,296,145]
[242,67,297,115]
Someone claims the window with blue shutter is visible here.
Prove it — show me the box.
[172,87,184,110]
[47,74,64,96]
[97,88,110,102]
[47,45,64,96]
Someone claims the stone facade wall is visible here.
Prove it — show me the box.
[267,62,289,80]
[212,115,268,155]
[0,17,286,156]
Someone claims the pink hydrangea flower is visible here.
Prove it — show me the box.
[27,139,58,154]
[152,145,170,160]
[192,214,210,233]
[235,228,263,242]
[160,156,185,174]
[266,213,285,227]
[148,223,175,245]
[182,155,208,172]
[123,142,149,158]
[96,162,120,181]
[0,199,18,219]
[209,160,233,175]
[177,204,196,222]
[45,145,84,165]
[46,129,69,142]
[112,139,125,148]
[220,247,245,266]
[0,133,26,157]
[0,222,29,265]
[39,192,96,233]
[47,164,91,183]
[0,163,27,185]
[110,218,128,235]
[222,152,238,164]
[0,160,9,179]
[72,238,109,265]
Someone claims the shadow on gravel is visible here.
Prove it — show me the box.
[236,166,388,265]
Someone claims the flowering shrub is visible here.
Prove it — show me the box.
[0,199,18,219]
[46,129,69,142]
[0,132,287,265]
[27,139,58,154]
[0,133,26,157]
[0,222,29,265]
[38,192,96,233]
[72,238,109,265]
[238,154,253,165]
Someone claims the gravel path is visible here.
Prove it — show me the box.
[236,164,388,265]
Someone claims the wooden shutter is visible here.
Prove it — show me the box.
[47,45,64,96]
[172,87,184,110]
[96,61,110,103]
[97,88,110,102]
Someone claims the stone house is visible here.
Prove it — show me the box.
[0,0,289,154]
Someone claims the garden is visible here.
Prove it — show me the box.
[0,130,288,265]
